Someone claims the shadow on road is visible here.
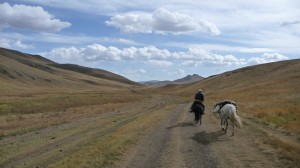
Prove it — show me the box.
[166,122,194,129]
[191,131,225,145]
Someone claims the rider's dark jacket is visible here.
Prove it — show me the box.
[195,91,204,102]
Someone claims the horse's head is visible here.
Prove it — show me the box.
[212,103,221,113]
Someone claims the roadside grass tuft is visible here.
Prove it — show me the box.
[265,136,300,167]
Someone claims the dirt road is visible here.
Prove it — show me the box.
[119,104,288,168]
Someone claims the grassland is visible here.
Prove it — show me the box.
[0,90,147,137]
[0,87,186,167]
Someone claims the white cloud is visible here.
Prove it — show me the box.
[14,40,34,49]
[0,2,71,32]
[185,48,246,66]
[82,44,122,61]
[42,44,290,70]
[106,12,153,33]
[0,37,34,49]
[147,60,173,67]
[0,38,11,48]
[44,47,81,61]
[106,8,220,35]
[247,53,289,65]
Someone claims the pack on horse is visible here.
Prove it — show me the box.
[190,89,205,125]
[212,100,242,136]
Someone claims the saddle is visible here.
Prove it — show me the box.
[191,100,205,114]
[218,100,237,111]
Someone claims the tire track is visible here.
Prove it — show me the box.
[1,96,174,168]
[122,104,186,168]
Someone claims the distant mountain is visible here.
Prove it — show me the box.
[140,74,204,86]
[174,74,204,83]
[0,47,140,93]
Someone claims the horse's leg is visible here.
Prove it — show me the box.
[195,111,199,124]
[232,123,235,136]
[200,114,202,125]
[225,119,228,133]
[221,119,224,131]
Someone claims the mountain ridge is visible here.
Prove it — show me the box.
[140,74,204,86]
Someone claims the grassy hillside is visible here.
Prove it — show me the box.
[49,63,140,86]
[159,59,300,134]
[0,47,139,94]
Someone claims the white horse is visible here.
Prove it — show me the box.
[212,101,243,136]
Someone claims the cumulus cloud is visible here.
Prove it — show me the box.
[45,47,81,61]
[0,3,71,32]
[247,53,289,65]
[183,48,246,66]
[42,44,246,66]
[0,37,34,49]
[106,8,220,35]
[82,44,122,61]
[42,44,289,69]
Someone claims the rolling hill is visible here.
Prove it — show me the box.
[0,47,140,94]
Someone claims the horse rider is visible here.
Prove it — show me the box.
[190,89,205,121]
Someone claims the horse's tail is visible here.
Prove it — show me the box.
[233,113,243,128]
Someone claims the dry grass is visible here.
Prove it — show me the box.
[265,136,300,167]
[0,90,146,137]
[47,103,176,168]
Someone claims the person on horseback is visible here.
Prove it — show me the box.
[190,89,205,123]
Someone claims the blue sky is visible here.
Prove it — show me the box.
[0,0,299,81]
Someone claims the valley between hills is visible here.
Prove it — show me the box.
[0,48,299,167]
